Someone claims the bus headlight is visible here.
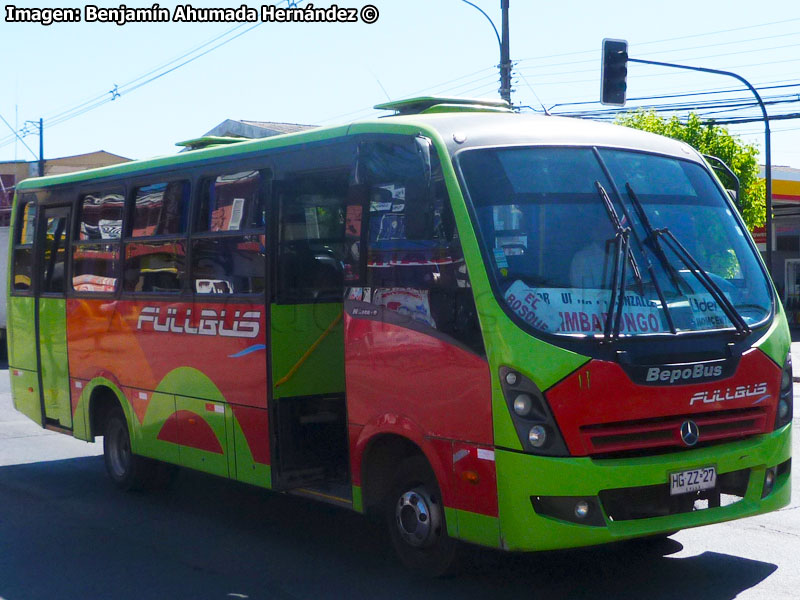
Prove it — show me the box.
[775,354,793,430]
[499,367,569,456]
[513,394,533,417]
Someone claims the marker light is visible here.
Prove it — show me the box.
[513,394,533,417]
[574,500,590,519]
[505,371,519,386]
[528,425,547,448]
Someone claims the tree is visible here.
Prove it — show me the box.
[615,110,765,230]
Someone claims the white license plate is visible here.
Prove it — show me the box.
[669,466,716,495]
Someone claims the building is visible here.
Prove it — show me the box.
[201,119,317,140]
[0,150,131,225]
[762,165,800,324]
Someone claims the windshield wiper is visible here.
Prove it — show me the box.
[625,183,750,335]
[594,181,641,340]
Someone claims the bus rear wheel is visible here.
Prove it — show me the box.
[103,408,155,491]
[385,456,459,576]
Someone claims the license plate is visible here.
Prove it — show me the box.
[669,466,716,495]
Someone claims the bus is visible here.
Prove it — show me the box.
[7,97,792,575]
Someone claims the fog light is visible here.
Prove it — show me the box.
[513,394,533,417]
[762,467,776,498]
[574,500,590,519]
[778,399,789,421]
[528,425,547,447]
[505,371,519,386]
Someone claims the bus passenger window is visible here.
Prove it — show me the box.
[73,190,124,293]
[124,240,187,292]
[196,171,264,233]
[192,236,265,295]
[191,170,268,296]
[131,181,190,237]
[12,197,36,292]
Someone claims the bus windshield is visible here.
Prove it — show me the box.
[458,146,772,338]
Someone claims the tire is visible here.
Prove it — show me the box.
[102,407,153,491]
[385,456,460,576]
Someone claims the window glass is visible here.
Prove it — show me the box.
[80,191,124,240]
[123,240,186,292]
[192,236,265,295]
[13,248,33,291]
[197,171,264,233]
[459,147,771,337]
[41,215,69,294]
[131,181,190,237]
[351,139,482,352]
[73,244,118,292]
[18,199,36,245]
[13,198,36,291]
[278,172,348,302]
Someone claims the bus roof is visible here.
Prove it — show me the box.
[16,108,702,191]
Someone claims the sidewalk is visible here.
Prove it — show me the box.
[791,328,800,381]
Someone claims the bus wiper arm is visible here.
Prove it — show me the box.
[594,181,642,285]
[595,181,637,340]
[624,182,748,335]
[654,227,750,335]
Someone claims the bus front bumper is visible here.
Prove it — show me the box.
[495,424,791,551]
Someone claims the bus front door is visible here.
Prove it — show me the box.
[35,205,72,430]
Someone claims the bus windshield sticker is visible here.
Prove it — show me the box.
[504,281,664,335]
[493,248,509,269]
[686,293,731,329]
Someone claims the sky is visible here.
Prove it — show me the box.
[1,0,799,168]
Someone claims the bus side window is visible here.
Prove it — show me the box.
[276,170,349,303]
[123,180,190,293]
[12,195,37,292]
[72,190,124,294]
[191,170,268,296]
[362,139,484,354]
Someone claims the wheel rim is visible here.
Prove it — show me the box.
[394,487,443,548]
[107,421,131,479]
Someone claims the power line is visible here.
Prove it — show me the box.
[1,1,302,151]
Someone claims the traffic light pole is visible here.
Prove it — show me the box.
[629,57,773,275]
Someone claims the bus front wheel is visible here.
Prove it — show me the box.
[385,456,459,576]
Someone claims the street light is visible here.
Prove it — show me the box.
[461,1,511,104]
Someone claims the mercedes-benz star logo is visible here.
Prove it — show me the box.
[680,420,700,446]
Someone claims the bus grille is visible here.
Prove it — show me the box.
[579,407,768,456]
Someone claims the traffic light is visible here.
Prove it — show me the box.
[601,39,628,106]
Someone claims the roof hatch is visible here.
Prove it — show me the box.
[374,96,512,115]
[175,136,247,151]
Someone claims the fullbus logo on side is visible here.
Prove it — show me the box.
[136,306,260,338]
[646,364,723,384]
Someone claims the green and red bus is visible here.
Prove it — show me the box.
[7,97,792,574]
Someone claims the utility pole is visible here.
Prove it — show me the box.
[499,0,511,104]
[38,118,44,177]
[27,118,44,176]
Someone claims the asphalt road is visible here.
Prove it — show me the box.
[0,364,798,600]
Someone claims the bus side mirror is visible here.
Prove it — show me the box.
[726,189,738,203]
